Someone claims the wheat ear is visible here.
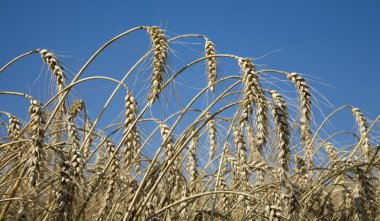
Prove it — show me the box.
[353,166,376,219]
[7,114,21,141]
[286,72,311,143]
[39,49,66,92]
[147,26,168,105]
[287,72,312,167]
[68,101,85,177]
[205,38,217,92]
[269,90,290,178]
[239,58,268,151]
[352,107,371,162]
[27,99,46,188]
[83,120,94,159]
[55,160,74,221]
[187,135,199,185]
[123,91,140,173]
[98,139,120,219]
[233,125,249,184]
[206,113,217,161]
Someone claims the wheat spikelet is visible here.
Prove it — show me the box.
[147,26,168,105]
[204,38,217,92]
[352,107,371,162]
[239,58,268,151]
[269,90,290,178]
[27,99,46,188]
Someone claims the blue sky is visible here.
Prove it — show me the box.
[1,1,379,139]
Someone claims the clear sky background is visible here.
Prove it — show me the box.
[1,1,379,138]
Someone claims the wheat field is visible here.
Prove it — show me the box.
[0,26,379,221]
